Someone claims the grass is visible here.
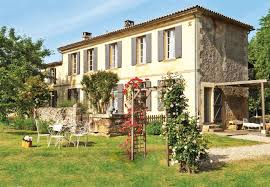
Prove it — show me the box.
[0,124,269,187]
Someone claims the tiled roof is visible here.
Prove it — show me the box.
[58,5,254,53]
[45,61,63,67]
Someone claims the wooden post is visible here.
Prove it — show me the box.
[165,110,169,167]
[261,82,266,131]
[131,90,134,160]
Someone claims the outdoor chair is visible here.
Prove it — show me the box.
[35,119,50,146]
[68,122,89,148]
[48,124,65,148]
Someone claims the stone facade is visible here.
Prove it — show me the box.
[198,16,249,127]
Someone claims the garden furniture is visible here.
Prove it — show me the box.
[68,122,89,148]
[48,124,65,148]
[35,119,50,146]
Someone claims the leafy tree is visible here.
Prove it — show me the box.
[0,26,51,119]
[249,9,270,114]
[81,71,119,114]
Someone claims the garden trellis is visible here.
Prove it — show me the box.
[120,77,172,163]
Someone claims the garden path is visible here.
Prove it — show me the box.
[209,135,270,162]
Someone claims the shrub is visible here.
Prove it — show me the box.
[11,118,36,130]
[57,100,76,108]
[146,121,162,135]
[161,73,208,173]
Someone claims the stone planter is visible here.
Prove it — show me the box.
[88,114,126,137]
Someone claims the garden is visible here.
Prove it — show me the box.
[1,123,270,187]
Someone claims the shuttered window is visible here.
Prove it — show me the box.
[49,68,56,84]
[158,25,182,61]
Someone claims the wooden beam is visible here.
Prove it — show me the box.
[261,82,266,130]
[215,80,268,87]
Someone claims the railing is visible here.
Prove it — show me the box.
[146,115,166,123]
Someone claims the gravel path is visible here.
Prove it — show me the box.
[209,135,270,162]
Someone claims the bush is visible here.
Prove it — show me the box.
[146,121,162,135]
[57,100,76,108]
[11,118,36,130]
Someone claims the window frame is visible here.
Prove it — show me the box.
[136,35,146,64]
[109,43,118,69]
[87,49,94,71]
[164,28,175,60]
[71,53,77,74]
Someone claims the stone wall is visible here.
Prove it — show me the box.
[36,105,78,124]
[37,106,125,137]
[89,114,126,137]
[199,16,249,127]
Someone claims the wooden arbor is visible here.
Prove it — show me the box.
[121,77,151,160]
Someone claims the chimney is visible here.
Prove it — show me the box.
[82,32,92,40]
[124,20,135,28]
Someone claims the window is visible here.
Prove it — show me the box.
[49,68,56,84]
[71,53,77,74]
[136,36,146,64]
[67,88,79,101]
[109,43,118,69]
[165,29,175,60]
[87,49,94,71]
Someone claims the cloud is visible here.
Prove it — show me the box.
[31,0,147,38]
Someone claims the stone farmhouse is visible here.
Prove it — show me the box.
[44,5,253,127]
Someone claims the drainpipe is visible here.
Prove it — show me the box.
[194,14,199,120]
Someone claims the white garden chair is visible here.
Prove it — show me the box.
[35,119,50,146]
[68,123,89,148]
[48,124,65,148]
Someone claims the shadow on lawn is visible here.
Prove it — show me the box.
[5,131,37,136]
[199,154,228,172]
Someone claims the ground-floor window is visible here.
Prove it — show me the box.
[49,91,57,107]
[67,88,80,102]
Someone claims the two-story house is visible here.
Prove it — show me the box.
[47,5,253,126]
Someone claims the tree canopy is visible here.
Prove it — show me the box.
[0,26,51,119]
[249,9,270,79]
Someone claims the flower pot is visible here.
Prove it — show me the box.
[22,140,32,148]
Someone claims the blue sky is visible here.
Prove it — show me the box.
[0,0,269,63]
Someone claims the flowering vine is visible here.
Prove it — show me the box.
[120,77,147,159]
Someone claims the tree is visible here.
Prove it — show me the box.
[81,71,119,114]
[249,9,270,114]
[0,26,51,119]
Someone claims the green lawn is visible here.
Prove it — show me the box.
[0,125,269,187]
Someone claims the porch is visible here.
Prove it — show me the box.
[200,80,270,135]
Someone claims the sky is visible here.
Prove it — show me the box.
[0,0,269,63]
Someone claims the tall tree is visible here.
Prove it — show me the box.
[0,27,51,119]
[249,9,270,115]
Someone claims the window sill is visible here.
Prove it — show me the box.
[135,63,148,66]
[162,58,177,63]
